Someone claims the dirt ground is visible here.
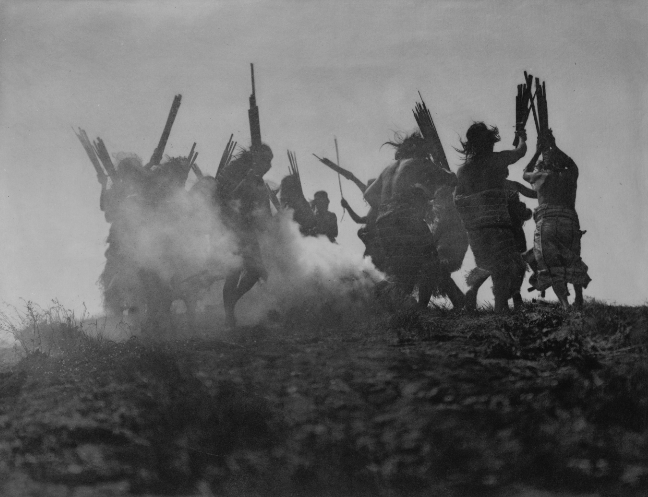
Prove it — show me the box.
[0,300,647,496]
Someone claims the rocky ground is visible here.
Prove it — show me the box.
[0,300,647,496]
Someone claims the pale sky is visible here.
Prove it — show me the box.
[0,0,646,318]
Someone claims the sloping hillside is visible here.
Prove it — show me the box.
[0,301,647,496]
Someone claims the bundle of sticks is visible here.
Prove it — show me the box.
[513,72,538,146]
[535,77,549,136]
[413,92,450,171]
[287,150,303,193]
[186,142,202,177]
[216,134,237,177]
[73,127,118,184]
[146,94,182,169]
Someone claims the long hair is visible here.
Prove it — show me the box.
[383,131,431,160]
[456,122,500,163]
[228,146,253,169]
[230,143,273,164]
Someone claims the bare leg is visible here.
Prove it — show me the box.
[511,260,526,311]
[573,285,584,309]
[140,270,173,334]
[397,280,418,307]
[223,268,261,328]
[223,270,243,328]
[416,259,437,309]
[442,272,465,310]
[492,273,511,313]
[512,292,523,310]
[417,280,433,309]
[465,273,489,312]
[444,274,464,309]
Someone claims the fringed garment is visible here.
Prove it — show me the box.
[454,189,526,292]
[532,205,591,291]
[100,193,147,314]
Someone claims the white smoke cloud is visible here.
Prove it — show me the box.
[102,157,241,319]
[235,208,384,326]
[104,158,382,332]
[128,185,241,285]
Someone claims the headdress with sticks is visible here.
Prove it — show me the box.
[216,134,237,177]
[248,64,262,151]
[287,150,303,193]
[412,92,450,171]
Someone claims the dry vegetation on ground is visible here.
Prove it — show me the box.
[0,299,647,496]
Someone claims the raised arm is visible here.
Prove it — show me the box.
[522,148,542,183]
[495,132,528,167]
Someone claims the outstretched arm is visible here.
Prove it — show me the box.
[505,179,537,199]
[341,198,368,224]
[524,149,542,173]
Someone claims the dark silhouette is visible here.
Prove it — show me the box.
[454,122,528,313]
[523,130,590,309]
[365,132,460,308]
[216,145,274,328]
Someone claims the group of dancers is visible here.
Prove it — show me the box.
[77,67,591,330]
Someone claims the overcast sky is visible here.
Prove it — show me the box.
[0,0,646,320]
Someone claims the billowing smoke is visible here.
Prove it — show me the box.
[101,154,240,320]
[102,153,383,333]
[236,209,384,325]
[127,179,240,284]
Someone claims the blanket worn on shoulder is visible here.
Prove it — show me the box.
[376,196,437,288]
[454,189,525,279]
[532,205,591,291]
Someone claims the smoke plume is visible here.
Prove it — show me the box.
[103,154,382,332]
[236,209,383,326]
